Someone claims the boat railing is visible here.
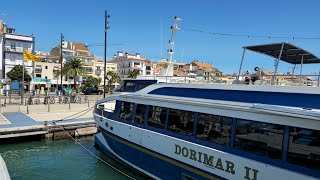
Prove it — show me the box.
[137,74,320,87]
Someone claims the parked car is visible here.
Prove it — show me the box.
[82,87,103,95]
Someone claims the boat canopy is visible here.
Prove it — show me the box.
[237,42,320,85]
[244,42,320,64]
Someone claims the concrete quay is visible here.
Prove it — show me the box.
[0,97,101,142]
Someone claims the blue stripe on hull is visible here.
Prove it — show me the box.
[97,129,224,180]
[149,87,320,109]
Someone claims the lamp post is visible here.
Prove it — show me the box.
[60,33,64,90]
[103,10,110,98]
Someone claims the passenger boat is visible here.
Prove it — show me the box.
[94,17,320,179]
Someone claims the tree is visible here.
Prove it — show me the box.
[106,71,120,92]
[6,65,32,82]
[63,58,86,88]
[86,76,99,88]
[53,69,61,90]
[128,69,140,78]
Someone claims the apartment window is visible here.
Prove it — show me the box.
[23,44,28,50]
[234,119,284,160]
[36,74,41,78]
[129,62,131,67]
[168,109,195,136]
[287,127,320,170]
[196,113,232,146]
[45,66,48,69]
[119,102,133,121]
[11,43,16,49]
[148,106,167,129]
[45,76,47,79]
[35,65,42,73]
[134,104,146,124]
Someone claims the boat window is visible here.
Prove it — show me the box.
[287,127,320,170]
[234,119,284,160]
[168,109,195,136]
[134,104,146,124]
[124,82,136,92]
[196,113,232,146]
[147,106,167,129]
[136,83,151,91]
[119,102,133,121]
[103,100,116,113]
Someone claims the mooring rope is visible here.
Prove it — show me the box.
[53,106,95,123]
[52,107,136,180]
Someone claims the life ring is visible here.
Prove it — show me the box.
[254,67,260,71]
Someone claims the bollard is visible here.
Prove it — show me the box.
[25,98,27,106]
[48,100,50,112]
[69,99,71,109]
[88,100,89,107]
[27,105,29,114]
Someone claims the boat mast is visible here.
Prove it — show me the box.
[166,16,181,76]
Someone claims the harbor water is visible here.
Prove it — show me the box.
[0,136,149,180]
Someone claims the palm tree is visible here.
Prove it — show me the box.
[106,71,120,93]
[63,58,86,88]
[128,69,140,78]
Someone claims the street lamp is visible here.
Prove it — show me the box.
[60,33,65,90]
[103,10,110,98]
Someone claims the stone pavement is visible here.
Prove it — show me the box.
[0,103,95,130]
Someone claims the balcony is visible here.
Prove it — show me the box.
[5,59,33,66]
[83,61,93,66]
[5,46,24,53]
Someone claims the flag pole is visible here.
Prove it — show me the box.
[21,60,24,105]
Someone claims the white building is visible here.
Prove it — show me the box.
[93,60,117,85]
[0,25,34,79]
[111,51,155,78]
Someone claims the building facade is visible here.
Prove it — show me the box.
[50,41,95,77]
[111,51,155,78]
[182,61,222,81]
[93,60,117,83]
[2,34,35,79]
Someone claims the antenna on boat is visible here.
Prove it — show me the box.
[166,16,181,76]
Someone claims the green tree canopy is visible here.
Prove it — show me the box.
[53,69,61,79]
[128,69,140,78]
[86,76,99,88]
[106,71,120,92]
[6,65,32,82]
[63,58,86,88]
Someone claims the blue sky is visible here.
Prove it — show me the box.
[1,0,320,74]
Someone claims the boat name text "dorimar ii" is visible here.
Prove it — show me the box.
[175,144,259,180]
